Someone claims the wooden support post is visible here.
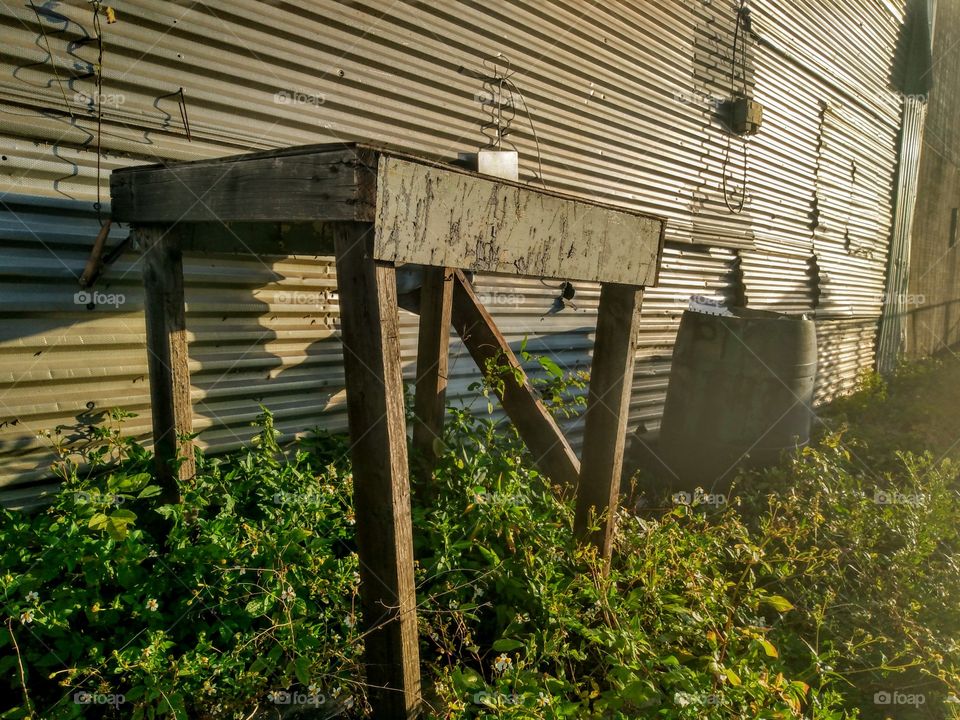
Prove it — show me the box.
[140,225,194,503]
[574,284,644,562]
[450,270,581,488]
[332,222,421,719]
[412,266,454,480]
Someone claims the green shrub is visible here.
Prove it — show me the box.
[737,435,960,719]
[414,408,848,719]
[2,360,959,719]
[1,409,363,719]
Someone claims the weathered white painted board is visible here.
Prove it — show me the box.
[374,155,664,286]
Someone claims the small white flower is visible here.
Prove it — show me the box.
[280,586,296,602]
[145,598,159,612]
[493,653,513,674]
[203,680,216,695]
[25,591,39,603]
[344,614,356,628]
[19,610,34,625]
[308,683,318,695]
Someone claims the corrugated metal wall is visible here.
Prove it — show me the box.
[0,0,908,492]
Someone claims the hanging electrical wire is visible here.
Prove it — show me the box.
[721,0,751,214]
[91,0,105,226]
[458,56,547,188]
[28,1,74,122]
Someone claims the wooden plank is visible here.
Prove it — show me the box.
[332,222,421,719]
[450,270,581,487]
[178,221,338,255]
[412,266,454,481]
[375,155,665,285]
[574,283,644,561]
[110,145,375,223]
[140,225,194,503]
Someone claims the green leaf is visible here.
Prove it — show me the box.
[137,485,162,499]
[538,356,564,379]
[492,638,525,652]
[762,595,795,612]
[245,595,276,616]
[724,668,742,686]
[293,656,311,686]
[110,509,137,523]
[88,513,109,531]
[112,472,152,493]
[758,638,779,658]
[105,518,129,541]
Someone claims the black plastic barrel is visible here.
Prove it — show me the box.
[656,307,817,493]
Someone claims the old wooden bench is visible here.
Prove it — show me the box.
[110,142,665,719]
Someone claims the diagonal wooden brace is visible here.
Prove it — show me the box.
[450,270,581,488]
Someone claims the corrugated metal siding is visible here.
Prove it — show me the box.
[879,96,926,370]
[0,0,909,491]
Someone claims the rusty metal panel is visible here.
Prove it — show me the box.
[879,96,927,370]
[815,319,880,403]
[0,0,910,494]
[814,105,897,320]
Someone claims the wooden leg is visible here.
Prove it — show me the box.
[140,225,194,503]
[333,222,421,719]
[451,270,581,489]
[412,266,454,481]
[574,283,643,562]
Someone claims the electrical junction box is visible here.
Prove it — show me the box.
[730,96,763,135]
[477,149,519,181]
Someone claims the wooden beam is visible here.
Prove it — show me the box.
[412,267,454,481]
[140,226,194,503]
[375,155,664,285]
[574,284,644,561]
[450,270,581,488]
[177,221,338,256]
[332,222,421,719]
[111,144,375,223]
